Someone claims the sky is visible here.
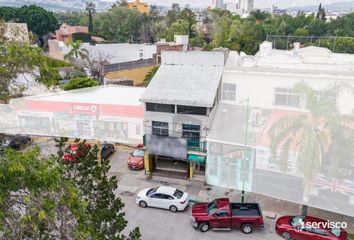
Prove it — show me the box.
[109,0,352,8]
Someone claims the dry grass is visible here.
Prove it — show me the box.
[105,65,159,86]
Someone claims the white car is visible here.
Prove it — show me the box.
[136,186,189,212]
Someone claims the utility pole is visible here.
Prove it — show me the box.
[241,98,250,203]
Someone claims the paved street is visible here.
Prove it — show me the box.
[35,139,354,240]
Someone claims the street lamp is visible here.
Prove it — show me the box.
[240,98,250,203]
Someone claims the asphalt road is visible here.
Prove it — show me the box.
[119,193,282,240]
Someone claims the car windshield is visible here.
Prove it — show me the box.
[146,187,157,196]
[132,149,144,157]
[173,189,184,199]
[207,201,217,215]
[331,228,341,237]
[290,216,305,227]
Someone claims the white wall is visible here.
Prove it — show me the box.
[221,71,354,114]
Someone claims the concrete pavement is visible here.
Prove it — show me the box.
[35,139,354,239]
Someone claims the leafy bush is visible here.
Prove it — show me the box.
[61,77,98,90]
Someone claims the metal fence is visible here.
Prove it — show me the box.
[266,35,354,54]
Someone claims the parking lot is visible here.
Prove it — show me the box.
[35,139,353,240]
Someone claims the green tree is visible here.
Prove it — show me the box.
[0,43,59,103]
[61,77,98,90]
[16,5,58,37]
[58,140,141,240]
[0,148,90,239]
[268,82,354,214]
[64,40,89,64]
[95,6,142,42]
[0,6,17,21]
[86,2,96,33]
[144,65,159,86]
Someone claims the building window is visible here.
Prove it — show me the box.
[182,124,200,148]
[152,121,169,136]
[146,103,175,113]
[222,83,236,101]
[177,105,207,115]
[315,90,337,105]
[274,88,301,107]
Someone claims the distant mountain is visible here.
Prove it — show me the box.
[287,1,354,12]
[0,0,113,12]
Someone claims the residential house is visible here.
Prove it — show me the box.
[128,0,149,14]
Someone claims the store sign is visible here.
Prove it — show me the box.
[71,104,98,115]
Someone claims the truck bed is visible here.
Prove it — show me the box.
[231,203,262,216]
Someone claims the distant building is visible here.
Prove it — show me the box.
[212,0,225,10]
[238,0,254,14]
[272,5,287,15]
[2,23,29,44]
[128,0,149,14]
[55,23,89,44]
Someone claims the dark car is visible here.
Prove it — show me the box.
[275,216,347,240]
[2,135,32,150]
[63,144,91,161]
[101,143,115,160]
[191,198,264,234]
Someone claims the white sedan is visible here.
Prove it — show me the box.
[136,186,189,212]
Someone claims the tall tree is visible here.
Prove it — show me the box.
[86,2,96,33]
[64,40,89,64]
[58,140,141,239]
[0,42,59,103]
[16,5,58,37]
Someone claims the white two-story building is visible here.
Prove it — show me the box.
[207,41,354,217]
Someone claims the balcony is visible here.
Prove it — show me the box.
[187,139,206,153]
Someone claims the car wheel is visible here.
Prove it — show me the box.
[199,222,210,232]
[241,223,253,234]
[169,205,178,213]
[139,201,147,208]
[281,232,292,240]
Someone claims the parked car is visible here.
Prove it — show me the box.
[275,216,348,240]
[136,186,189,212]
[1,135,32,150]
[191,198,264,234]
[63,144,91,161]
[128,145,145,170]
[101,143,115,160]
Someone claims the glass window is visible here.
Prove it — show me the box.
[215,210,228,217]
[290,216,305,227]
[147,187,157,196]
[173,189,184,199]
[132,149,145,157]
[331,228,341,237]
[146,103,175,113]
[274,88,301,107]
[311,228,328,236]
[182,124,200,148]
[152,121,169,136]
[222,83,236,101]
[177,105,207,115]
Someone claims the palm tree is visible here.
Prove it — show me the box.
[86,2,96,33]
[268,82,354,215]
[64,40,89,64]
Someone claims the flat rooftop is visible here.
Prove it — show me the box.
[140,51,225,108]
[21,85,146,106]
[225,42,354,79]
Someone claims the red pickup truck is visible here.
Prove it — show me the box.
[191,198,264,234]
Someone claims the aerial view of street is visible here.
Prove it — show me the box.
[1,0,354,239]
